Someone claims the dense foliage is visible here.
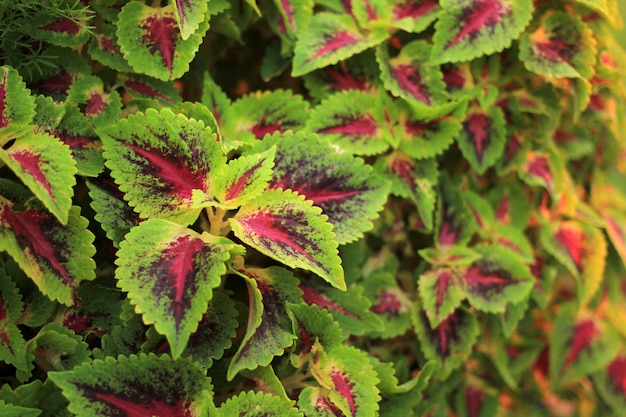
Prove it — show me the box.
[1,0,626,416]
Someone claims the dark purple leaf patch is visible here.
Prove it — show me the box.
[39,18,81,35]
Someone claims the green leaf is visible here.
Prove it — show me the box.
[430,0,533,65]
[116,1,210,81]
[307,345,381,417]
[173,0,210,40]
[436,175,476,248]
[230,189,345,289]
[201,72,231,134]
[362,270,413,338]
[549,304,620,387]
[299,280,383,338]
[377,152,438,230]
[271,0,314,38]
[87,175,141,249]
[87,24,134,73]
[419,267,465,328]
[66,75,122,128]
[377,40,447,106]
[0,132,76,224]
[0,66,36,144]
[395,103,464,160]
[0,400,41,417]
[249,131,390,243]
[0,197,95,306]
[49,354,213,417]
[227,267,301,380]
[118,74,181,104]
[54,104,104,178]
[287,303,343,367]
[305,90,392,155]
[412,305,479,379]
[539,219,607,307]
[30,12,92,48]
[593,352,626,414]
[211,147,275,209]
[218,391,303,416]
[183,290,238,368]
[389,0,440,33]
[28,323,91,372]
[223,89,309,146]
[100,108,225,226]
[456,103,506,175]
[519,11,597,79]
[115,219,231,359]
[462,244,535,313]
[0,264,29,379]
[292,12,389,76]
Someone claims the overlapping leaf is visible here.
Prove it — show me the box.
[87,24,134,73]
[116,2,210,81]
[173,0,209,40]
[362,270,413,338]
[462,244,535,313]
[0,132,76,224]
[287,303,343,367]
[430,0,533,64]
[230,189,345,289]
[549,304,620,387]
[272,0,314,37]
[390,0,440,33]
[419,267,465,328]
[412,305,479,378]
[118,74,181,104]
[0,195,95,306]
[183,291,238,368]
[456,104,506,174]
[305,90,392,155]
[219,391,303,416]
[436,176,476,248]
[292,12,389,76]
[115,219,232,359]
[396,104,464,160]
[304,345,381,417]
[87,175,141,249]
[377,40,447,106]
[100,108,224,226]
[593,352,626,413]
[249,131,390,243]
[519,12,596,79]
[299,280,383,337]
[227,267,301,379]
[222,90,309,146]
[30,12,92,48]
[52,104,104,177]
[49,354,213,417]
[0,66,36,144]
[0,265,29,379]
[540,219,607,306]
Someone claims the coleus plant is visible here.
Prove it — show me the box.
[0,0,626,416]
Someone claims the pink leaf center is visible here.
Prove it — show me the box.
[141,15,179,73]
[447,0,508,48]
